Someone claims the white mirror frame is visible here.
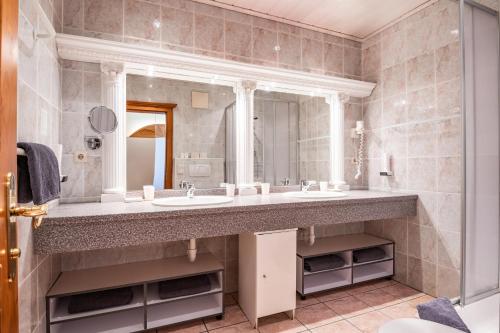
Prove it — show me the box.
[56,34,375,201]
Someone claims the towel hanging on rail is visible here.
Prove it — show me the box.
[17,142,61,204]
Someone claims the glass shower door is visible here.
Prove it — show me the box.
[461,0,500,305]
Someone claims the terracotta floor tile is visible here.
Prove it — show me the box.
[157,320,207,333]
[379,301,418,319]
[383,283,423,301]
[348,311,391,333]
[204,305,248,330]
[295,303,342,329]
[346,279,396,295]
[407,294,435,308]
[257,313,307,333]
[355,288,402,309]
[315,289,351,302]
[324,295,373,319]
[209,322,258,333]
[296,294,320,308]
[310,320,362,333]
[224,294,238,306]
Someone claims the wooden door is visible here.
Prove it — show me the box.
[256,230,296,318]
[0,0,19,332]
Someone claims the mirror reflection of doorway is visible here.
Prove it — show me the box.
[126,101,176,190]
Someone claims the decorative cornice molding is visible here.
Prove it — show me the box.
[56,34,376,98]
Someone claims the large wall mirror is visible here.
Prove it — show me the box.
[253,90,330,186]
[126,74,235,191]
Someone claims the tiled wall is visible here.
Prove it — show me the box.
[61,0,361,79]
[361,0,461,298]
[18,1,63,332]
[60,60,103,202]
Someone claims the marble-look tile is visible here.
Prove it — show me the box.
[224,9,252,25]
[408,223,437,264]
[348,311,391,333]
[301,28,323,41]
[162,8,194,46]
[382,283,423,301]
[437,156,461,193]
[436,79,461,117]
[63,0,83,30]
[407,87,436,122]
[436,42,460,83]
[225,21,251,57]
[36,257,52,320]
[323,42,343,75]
[412,192,437,228]
[437,116,461,156]
[363,43,381,75]
[62,69,83,113]
[407,157,436,192]
[382,125,407,158]
[208,322,257,333]
[324,34,344,46]
[382,94,407,127]
[124,0,161,41]
[407,121,437,157]
[84,0,123,34]
[405,11,436,59]
[437,229,460,269]
[363,100,382,130]
[344,47,361,76]
[315,289,350,303]
[18,274,38,333]
[434,2,459,49]
[382,63,405,98]
[278,33,301,68]
[195,2,224,17]
[394,252,408,283]
[406,256,437,296]
[406,52,434,92]
[162,0,195,11]
[84,156,102,197]
[379,301,418,319]
[301,38,323,72]
[61,154,85,198]
[252,16,277,31]
[437,192,461,233]
[436,265,459,298]
[381,28,405,69]
[383,219,408,254]
[194,14,224,52]
[252,27,278,63]
[295,303,341,329]
[324,295,373,318]
[62,112,84,153]
[83,72,101,105]
[355,288,401,309]
[278,22,301,36]
[17,82,39,143]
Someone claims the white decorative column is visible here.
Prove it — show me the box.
[326,92,350,190]
[100,62,126,202]
[233,80,257,187]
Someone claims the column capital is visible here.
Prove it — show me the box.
[325,92,350,105]
[234,80,257,93]
[101,62,125,76]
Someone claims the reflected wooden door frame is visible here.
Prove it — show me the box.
[126,100,177,189]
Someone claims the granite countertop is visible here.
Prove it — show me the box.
[34,190,418,254]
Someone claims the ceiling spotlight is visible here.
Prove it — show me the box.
[153,19,161,29]
[274,45,281,52]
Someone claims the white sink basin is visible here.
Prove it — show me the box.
[283,191,347,199]
[152,196,234,207]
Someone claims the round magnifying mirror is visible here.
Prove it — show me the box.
[88,106,118,134]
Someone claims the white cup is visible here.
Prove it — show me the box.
[261,183,270,195]
[319,181,329,192]
[226,184,236,197]
[143,185,155,201]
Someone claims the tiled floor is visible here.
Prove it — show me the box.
[157,279,434,333]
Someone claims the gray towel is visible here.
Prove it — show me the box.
[17,142,60,204]
[67,287,134,314]
[159,274,211,299]
[417,297,471,333]
[353,247,386,263]
[304,254,346,272]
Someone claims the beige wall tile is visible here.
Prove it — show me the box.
[225,21,252,57]
[408,223,437,264]
[252,27,278,63]
[162,8,194,46]
[195,14,224,52]
[84,0,123,34]
[124,0,161,41]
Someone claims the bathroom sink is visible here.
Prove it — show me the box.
[283,191,347,199]
[152,196,234,207]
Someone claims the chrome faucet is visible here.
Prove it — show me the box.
[187,183,195,198]
[281,178,290,186]
[301,180,314,192]
[179,180,190,189]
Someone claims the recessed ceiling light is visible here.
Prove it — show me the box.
[153,19,161,29]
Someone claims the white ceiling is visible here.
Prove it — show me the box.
[193,0,434,40]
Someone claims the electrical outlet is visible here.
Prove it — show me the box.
[74,151,87,162]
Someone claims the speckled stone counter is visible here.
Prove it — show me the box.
[34,190,417,254]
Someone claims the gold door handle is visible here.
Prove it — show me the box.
[9,248,21,260]
[10,204,48,228]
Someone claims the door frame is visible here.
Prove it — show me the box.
[126,100,176,189]
[0,0,19,332]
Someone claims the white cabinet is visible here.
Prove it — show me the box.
[239,229,297,328]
